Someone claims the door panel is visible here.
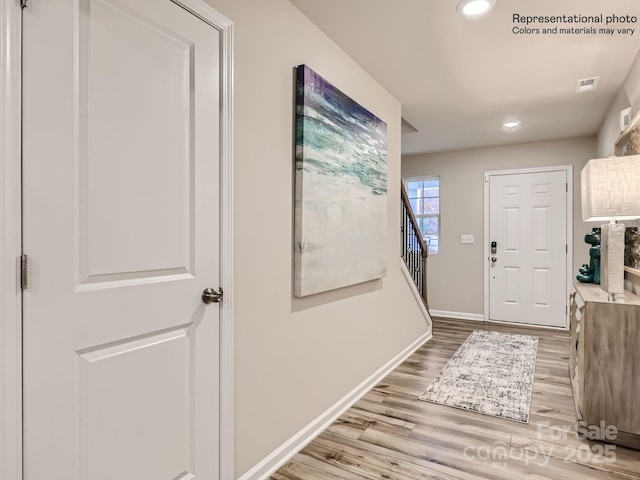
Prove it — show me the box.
[532,207,551,253]
[504,267,520,304]
[22,0,220,478]
[532,268,551,306]
[504,208,520,252]
[488,170,567,327]
[82,0,195,282]
[78,328,190,480]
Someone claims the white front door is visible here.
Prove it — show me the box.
[487,169,568,328]
[22,0,221,478]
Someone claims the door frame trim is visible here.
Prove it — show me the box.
[483,165,573,329]
[173,2,235,476]
[0,1,235,478]
[174,1,236,476]
[0,1,23,479]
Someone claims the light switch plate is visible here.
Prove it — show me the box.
[461,234,474,244]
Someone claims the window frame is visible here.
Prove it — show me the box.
[404,176,441,254]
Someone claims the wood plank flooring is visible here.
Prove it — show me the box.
[271,317,640,479]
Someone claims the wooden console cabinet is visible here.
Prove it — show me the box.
[569,280,640,449]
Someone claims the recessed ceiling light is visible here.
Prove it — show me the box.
[457,0,496,16]
[503,120,521,129]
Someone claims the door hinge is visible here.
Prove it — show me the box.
[566,183,568,192]
[20,0,28,8]
[566,244,568,253]
[20,254,28,290]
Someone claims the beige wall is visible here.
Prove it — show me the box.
[598,48,640,292]
[402,137,598,316]
[597,48,640,220]
[623,49,640,114]
[597,48,640,158]
[202,0,430,476]
[597,88,630,158]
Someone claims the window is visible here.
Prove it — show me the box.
[405,176,440,254]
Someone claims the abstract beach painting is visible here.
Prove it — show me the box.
[294,65,388,297]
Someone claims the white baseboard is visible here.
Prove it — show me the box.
[237,329,432,480]
[429,310,485,322]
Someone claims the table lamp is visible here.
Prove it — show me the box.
[581,155,640,301]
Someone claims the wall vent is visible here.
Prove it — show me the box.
[575,77,599,93]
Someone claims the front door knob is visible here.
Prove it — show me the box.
[202,287,223,304]
[491,257,497,263]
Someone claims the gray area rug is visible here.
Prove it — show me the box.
[418,330,539,423]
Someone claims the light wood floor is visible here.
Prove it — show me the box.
[271,317,640,480]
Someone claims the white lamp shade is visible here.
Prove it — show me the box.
[581,155,640,222]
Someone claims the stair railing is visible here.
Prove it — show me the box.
[401,182,429,310]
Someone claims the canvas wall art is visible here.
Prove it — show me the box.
[294,64,388,297]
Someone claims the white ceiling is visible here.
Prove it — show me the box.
[289,0,640,155]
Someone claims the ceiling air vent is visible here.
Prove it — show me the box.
[575,77,599,93]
